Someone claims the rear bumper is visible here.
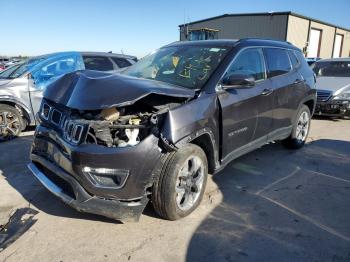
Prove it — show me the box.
[315,100,350,117]
[28,160,147,222]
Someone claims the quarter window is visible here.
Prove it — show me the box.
[264,48,292,77]
[83,56,114,71]
[225,48,266,81]
[111,57,132,68]
[288,50,299,68]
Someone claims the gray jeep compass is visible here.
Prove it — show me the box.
[28,39,316,221]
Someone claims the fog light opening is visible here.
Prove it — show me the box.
[82,167,129,188]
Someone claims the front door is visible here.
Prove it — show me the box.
[218,48,273,161]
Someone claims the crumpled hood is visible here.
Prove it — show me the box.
[315,76,350,95]
[44,70,196,110]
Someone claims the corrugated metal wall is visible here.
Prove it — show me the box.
[336,28,350,57]
[180,15,288,41]
[286,15,309,51]
[310,21,335,58]
[180,13,350,58]
[287,14,350,58]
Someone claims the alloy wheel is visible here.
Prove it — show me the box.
[296,111,310,142]
[0,111,21,141]
[175,155,205,211]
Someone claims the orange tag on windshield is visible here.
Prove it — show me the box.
[172,56,179,67]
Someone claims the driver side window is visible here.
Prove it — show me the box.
[226,48,266,81]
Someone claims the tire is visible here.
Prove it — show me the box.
[282,105,311,149]
[0,104,24,141]
[152,144,208,220]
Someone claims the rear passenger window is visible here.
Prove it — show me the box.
[111,57,132,68]
[226,48,266,81]
[264,48,291,77]
[288,50,299,68]
[83,56,114,71]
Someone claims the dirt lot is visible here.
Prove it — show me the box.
[0,118,349,262]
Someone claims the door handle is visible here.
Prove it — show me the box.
[261,88,273,96]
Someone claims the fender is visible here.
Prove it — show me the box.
[161,94,221,172]
[175,127,220,171]
[0,95,35,125]
[300,90,317,114]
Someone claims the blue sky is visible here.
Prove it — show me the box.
[1,0,350,57]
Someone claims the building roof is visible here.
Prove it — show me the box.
[178,11,350,32]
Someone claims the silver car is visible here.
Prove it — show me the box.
[312,58,350,117]
[0,51,137,140]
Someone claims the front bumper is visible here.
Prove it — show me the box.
[28,124,163,221]
[315,100,350,117]
[28,161,147,222]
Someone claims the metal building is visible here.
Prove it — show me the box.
[179,12,350,58]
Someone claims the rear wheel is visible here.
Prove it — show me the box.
[282,105,311,149]
[152,144,208,220]
[0,104,24,141]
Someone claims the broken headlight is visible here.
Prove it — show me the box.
[333,92,350,101]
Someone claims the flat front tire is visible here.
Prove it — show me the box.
[152,144,208,220]
[283,105,311,149]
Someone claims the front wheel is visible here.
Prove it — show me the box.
[152,144,208,220]
[0,104,24,142]
[282,105,311,149]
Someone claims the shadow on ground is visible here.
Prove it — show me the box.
[186,139,350,262]
[0,135,118,224]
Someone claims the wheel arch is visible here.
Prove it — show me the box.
[303,99,315,116]
[175,128,219,174]
[0,97,34,126]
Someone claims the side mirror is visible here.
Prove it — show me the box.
[221,73,255,89]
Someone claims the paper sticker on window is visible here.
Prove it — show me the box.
[209,48,221,52]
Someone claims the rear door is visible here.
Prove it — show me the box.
[218,47,273,160]
[263,48,304,133]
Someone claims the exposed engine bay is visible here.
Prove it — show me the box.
[71,95,184,148]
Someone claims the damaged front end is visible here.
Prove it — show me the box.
[29,70,195,222]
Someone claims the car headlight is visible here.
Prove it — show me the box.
[333,92,350,100]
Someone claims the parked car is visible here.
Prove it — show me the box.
[28,39,316,222]
[0,51,137,140]
[306,57,321,66]
[312,58,350,117]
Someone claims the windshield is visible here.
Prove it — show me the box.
[0,57,46,79]
[312,61,350,77]
[123,46,229,89]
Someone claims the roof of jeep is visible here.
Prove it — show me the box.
[164,38,300,51]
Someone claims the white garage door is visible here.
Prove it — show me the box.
[308,29,322,58]
[333,34,343,58]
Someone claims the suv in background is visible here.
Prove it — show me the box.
[0,51,136,140]
[28,39,316,222]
